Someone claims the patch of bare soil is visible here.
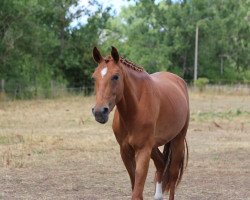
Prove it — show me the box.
[0,93,249,200]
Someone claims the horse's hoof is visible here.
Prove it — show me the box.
[154,194,163,200]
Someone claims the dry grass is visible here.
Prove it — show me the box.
[0,89,249,199]
[0,96,115,168]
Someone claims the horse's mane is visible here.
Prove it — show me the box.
[120,57,144,72]
[104,56,144,72]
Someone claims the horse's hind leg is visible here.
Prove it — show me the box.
[151,147,165,200]
[167,131,188,200]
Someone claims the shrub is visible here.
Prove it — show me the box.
[194,77,209,92]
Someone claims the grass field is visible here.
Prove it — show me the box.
[0,90,249,200]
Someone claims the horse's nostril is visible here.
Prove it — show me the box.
[92,107,95,114]
[102,107,109,114]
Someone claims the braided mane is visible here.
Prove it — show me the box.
[104,56,144,72]
[120,57,144,72]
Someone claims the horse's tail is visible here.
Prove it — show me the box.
[162,136,189,192]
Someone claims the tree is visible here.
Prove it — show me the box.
[103,0,250,83]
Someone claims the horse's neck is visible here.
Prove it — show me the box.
[116,67,148,119]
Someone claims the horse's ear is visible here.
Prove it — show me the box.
[111,46,119,63]
[93,47,103,63]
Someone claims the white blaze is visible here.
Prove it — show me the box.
[101,67,108,78]
[154,182,163,200]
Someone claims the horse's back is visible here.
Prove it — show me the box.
[151,72,188,98]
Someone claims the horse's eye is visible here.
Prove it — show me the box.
[111,75,119,81]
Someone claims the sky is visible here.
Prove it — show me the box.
[70,0,132,27]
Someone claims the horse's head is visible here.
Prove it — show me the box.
[91,46,124,124]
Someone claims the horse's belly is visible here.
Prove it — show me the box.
[153,95,188,146]
[151,73,189,146]
[154,119,184,146]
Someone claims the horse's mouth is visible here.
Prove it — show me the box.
[95,114,109,124]
[92,103,113,124]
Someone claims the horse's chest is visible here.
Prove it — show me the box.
[113,117,155,147]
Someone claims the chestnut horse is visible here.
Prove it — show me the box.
[91,46,189,200]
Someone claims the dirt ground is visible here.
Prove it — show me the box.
[0,91,249,200]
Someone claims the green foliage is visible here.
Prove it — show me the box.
[192,109,250,122]
[194,77,209,92]
[0,0,73,98]
[103,0,250,82]
[0,0,249,99]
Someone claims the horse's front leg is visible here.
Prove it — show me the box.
[120,144,136,190]
[132,145,152,200]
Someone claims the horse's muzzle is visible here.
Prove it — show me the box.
[92,106,109,124]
